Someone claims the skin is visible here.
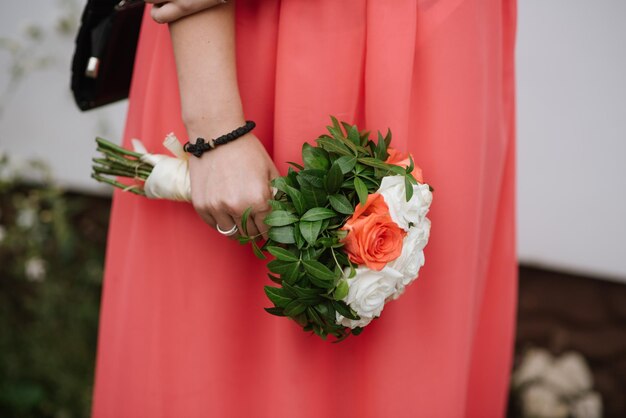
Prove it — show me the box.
[145,0,280,240]
[145,0,225,24]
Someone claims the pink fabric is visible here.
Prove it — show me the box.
[92,0,518,417]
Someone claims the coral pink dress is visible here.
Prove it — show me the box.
[92,1,517,417]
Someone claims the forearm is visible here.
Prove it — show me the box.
[169,2,244,137]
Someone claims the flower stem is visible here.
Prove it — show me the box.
[91,173,146,196]
[95,137,143,159]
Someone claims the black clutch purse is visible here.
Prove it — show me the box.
[71,0,145,111]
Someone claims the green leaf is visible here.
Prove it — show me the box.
[376,131,389,160]
[300,247,318,261]
[315,303,332,319]
[267,273,282,284]
[282,262,301,284]
[252,241,266,259]
[302,142,330,171]
[286,167,299,187]
[270,177,290,193]
[357,157,396,171]
[289,284,325,299]
[284,300,307,317]
[300,207,337,222]
[302,259,337,284]
[316,138,352,156]
[333,280,349,300]
[241,206,252,236]
[293,312,309,327]
[293,223,305,249]
[346,124,361,146]
[285,185,306,215]
[264,286,291,308]
[237,236,252,244]
[404,175,414,202]
[328,194,354,215]
[267,259,291,274]
[384,128,392,147]
[327,124,345,141]
[299,220,323,245]
[335,155,357,174]
[268,225,296,244]
[359,130,371,146]
[332,300,359,320]
[306,307,323,326]
[264,210,299,227]
[287,161,304,170]
[300,184,328,208]
[299,170,326,188]
[335,135,360,155]
[264,307,286,317]
[353,177,368,206]
[330,115,343,134]
[318,237,342,248]
[325,162,343,194]
[351,327,364,336]
[268,200,295,212]
[266,246,299,262]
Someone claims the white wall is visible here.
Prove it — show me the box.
[1,1,625,281]
[0,0,126,194]
[516,0,626,281]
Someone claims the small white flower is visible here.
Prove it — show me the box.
[512,349,554,389]
[336,266,403,329]
[377,176,432,231]
[521,384,569,418]
[25,257,46,282]
[571,392,602,418]
[388,218,431,299]
[543,352,593,397]
[17,208,37,229]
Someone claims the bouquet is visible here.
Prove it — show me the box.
[92,117,433,341]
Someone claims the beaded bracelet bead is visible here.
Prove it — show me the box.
[183,120,256,158]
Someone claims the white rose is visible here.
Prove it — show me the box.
[336,266,403,329]
[377,176,432,231]
[388,218,431,299]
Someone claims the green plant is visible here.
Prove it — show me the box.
[0,154,108,418]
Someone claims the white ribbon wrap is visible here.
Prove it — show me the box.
[132,133,191,201]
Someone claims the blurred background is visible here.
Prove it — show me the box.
[0,1,624,417]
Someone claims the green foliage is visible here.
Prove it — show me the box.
[260,117,421,341]
[0,155,107,417]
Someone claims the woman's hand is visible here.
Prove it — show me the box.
[146,0,228,23]
[188,129,279,240]
[167,4,274,239]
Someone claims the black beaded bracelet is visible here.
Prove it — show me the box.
[183,120,256,158]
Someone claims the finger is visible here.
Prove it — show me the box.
[269,164,281,181]
[252,210,270,241]
[150,2,185,23]
[213,212,239,239]
[231,210,260,239]
[194,208,217,229]
[144,0,168,4]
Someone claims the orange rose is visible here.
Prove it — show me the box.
[341,193,406,271]
[385,147,424,183]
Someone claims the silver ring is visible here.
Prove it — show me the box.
[216,223,238,236]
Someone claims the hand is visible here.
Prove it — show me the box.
[146,0,228,24]
[188,129,279,240]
